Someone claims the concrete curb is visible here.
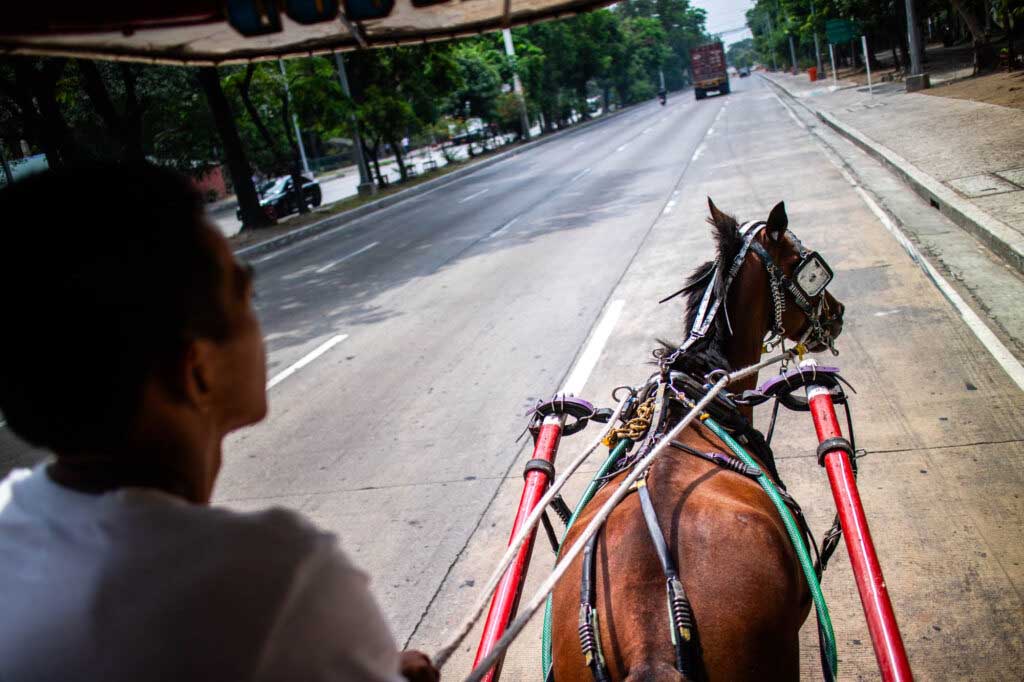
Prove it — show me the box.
[760,74,1024,275]
[233,104,641,260]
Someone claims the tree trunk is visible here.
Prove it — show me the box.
[1005,6,1016,70]
[196,67,272,230]
[950,0,996,70]
[390,138,407,181]
[78,61,147,163]
[11,58,78,168]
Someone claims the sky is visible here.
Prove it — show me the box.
[692,0,754,45]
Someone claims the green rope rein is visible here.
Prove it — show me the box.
[701,415,838,680]
[541,438,632,679]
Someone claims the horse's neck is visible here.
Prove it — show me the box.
[722,287,770,424]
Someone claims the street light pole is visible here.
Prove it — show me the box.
[278,59,311,175]
[789,34,799,74]
[502,28,531,141]
[334,52,376,196]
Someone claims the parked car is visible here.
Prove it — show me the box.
[738,66,751,77]
[236,174,322,221]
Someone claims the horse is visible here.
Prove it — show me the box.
[548,198,846,682]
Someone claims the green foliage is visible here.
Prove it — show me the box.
[1,0,710,189]
[727,38,757,68]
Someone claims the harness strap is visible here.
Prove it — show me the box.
[578,533,612,682]
[636,478,701,680]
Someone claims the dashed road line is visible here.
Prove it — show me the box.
[691,142,707,162]
[267,334,349,390]
[616,143,629,153]
[459,188,490,204]
[570,168,591,184]
[489,217,519,239]
[314,241,380,274]
[663,199,678,215]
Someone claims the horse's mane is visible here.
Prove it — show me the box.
[658,206,744,375]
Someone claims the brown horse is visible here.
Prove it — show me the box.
[549,199,846,681]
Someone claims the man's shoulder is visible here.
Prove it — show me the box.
[168,501,337,564]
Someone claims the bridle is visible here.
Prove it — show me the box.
[662,220,839,366]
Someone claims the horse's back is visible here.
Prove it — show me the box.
[550,447,808,681]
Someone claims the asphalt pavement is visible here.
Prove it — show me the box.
[1,76,1021,680]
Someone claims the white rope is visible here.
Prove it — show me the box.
[461,351,792,682]
[432,398,626,669]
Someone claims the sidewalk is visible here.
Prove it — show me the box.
[763,71,1024,272]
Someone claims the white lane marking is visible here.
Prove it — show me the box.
[571,141,584,150]
[489,217,519,239]
[313,241,380,274]
[691,142,707,162]
[561,299,625,396]
[459,188,490,204]
[616,143,629,153]
[267,334,349,390]
[707,127,716,136]
[663,199,678,215]
[855,187,1024,392]
[570,168,591,184]
[642,127,653,135]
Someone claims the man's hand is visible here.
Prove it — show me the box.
[400,650,439,682]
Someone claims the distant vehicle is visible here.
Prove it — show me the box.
[739,66,751,77]
[690,42,729,100]
[236,174,322,221]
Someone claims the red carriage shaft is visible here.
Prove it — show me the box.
[473,415,563,682]
[807,386,913,682]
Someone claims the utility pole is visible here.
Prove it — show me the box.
[789,34,799,74]
[334,53,376,196]
[810,0,824,78]
[278,59,311,175]
[502,29,531,140]
[659,68,666,91]
[903,0,929,90]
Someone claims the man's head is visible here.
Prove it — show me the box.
[0,162,267,500]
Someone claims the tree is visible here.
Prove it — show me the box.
[0,57,82,168]
[196,67,271,229]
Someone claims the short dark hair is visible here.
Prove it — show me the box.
[0,162,231,454]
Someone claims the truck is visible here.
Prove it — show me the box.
[689,42,729,100]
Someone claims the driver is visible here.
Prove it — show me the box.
[0,163,438,682]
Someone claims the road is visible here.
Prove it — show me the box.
[2,76,1021,680]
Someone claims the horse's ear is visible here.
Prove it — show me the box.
[706,197,740,258]
[707,197,731,229]
[766,201,788,241]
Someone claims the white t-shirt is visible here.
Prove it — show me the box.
[0,464,403,682]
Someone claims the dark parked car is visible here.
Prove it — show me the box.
[738,66,751,77]
[236,175,322,221]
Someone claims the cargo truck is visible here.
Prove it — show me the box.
[689,42,729,100]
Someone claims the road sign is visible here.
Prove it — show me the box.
[826,18,861,44]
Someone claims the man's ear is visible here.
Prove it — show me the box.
[182,340,217,411]
[766,201,788,241]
